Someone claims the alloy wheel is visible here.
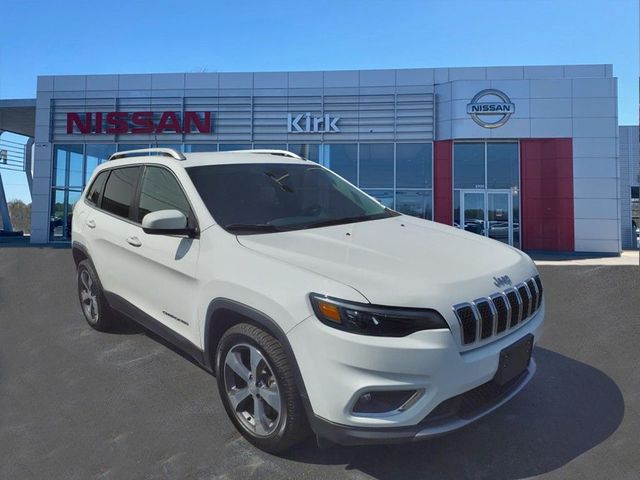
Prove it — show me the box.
[79,270,99,323]
[223,343,282,437]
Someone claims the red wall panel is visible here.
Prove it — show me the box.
[433,140,453,225]
[520,139,574,251]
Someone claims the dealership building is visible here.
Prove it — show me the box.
[0,64,630,253]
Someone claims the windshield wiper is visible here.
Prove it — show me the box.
[296,214,385,230]
[224,223,285,233]
[264,172,294,192]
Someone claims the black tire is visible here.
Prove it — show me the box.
[215,323,309,453]
[77,259,115,331]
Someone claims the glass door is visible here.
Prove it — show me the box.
[460,190,513,245]
[487,191,512,245]
[461,191,486,236]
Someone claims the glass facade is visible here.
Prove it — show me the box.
[323,144,358,183]
[51,145,87,240]
[453,142,520,248]
[49,141,433,241]
[632,186,639,248]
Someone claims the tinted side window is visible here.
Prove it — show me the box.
[138,167,192,223]
[101,167,140,218]
[85,171,109,206]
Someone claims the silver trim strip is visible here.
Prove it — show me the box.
[472,298,492,340]
[505,287,522,327]
[470,303,482,343]
[489,292,508,333]
[528,278,540,311]
[517,282,532,320]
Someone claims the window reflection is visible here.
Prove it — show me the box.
[363,190,394,209]
[396,190,432,219]
[359,144,394,188]
[219,144,252,152]
[323,144,357,183]
[156,144,183,152]
[396,144,432,188]
[50,189,66,239]
[185,144,217,152]
[454,143,485,189]
[287,144,320,163]
[85,144,116,183]
[487,143,519,189]
[54,145,83,187]
[253,144,287,150]
[118,144,149,152]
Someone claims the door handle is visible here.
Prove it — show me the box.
[126,236,142,247]
[86,219,96,229]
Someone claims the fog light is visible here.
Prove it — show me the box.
[352,390,422,414]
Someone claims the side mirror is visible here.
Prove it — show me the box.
[141,209,194,236]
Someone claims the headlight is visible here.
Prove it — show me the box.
[309,293,448,337]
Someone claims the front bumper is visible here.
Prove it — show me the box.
[308,359,536,445]
[287,302,544,443]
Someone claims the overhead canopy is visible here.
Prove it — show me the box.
[0,99,36,137]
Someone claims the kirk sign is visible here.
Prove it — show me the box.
[66,111,212,134]
[287,113,340,133]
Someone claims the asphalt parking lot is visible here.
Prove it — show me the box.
[1,248,638,480]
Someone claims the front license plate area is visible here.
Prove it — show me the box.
[494,334,533,386]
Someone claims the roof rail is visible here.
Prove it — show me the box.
[108,148,186,162]
[244,149,304,160]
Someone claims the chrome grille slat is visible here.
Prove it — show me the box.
[506,288,522,327]
[517,283,531,320]
[526,279,539,313]
[453,276,543,346]
[475,299,494,340]
[490,292,509,334]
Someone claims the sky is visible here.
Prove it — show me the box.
[0,0,638,202]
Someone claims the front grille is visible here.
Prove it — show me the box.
[453,275,542,346]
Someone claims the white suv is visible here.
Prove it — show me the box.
[72,148,544,452]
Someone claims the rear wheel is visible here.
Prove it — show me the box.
[77,260,115,331]
[216,323,309,453]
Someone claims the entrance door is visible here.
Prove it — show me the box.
[460,190,513,245]
[487,191,512,245]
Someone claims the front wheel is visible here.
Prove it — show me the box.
[215,323,309,453]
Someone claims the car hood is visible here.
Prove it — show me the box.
[236,215,537,309]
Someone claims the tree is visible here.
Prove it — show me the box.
[7,199,31,234]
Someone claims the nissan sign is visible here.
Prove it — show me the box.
[66,111,212,134]
[466,89,515,129]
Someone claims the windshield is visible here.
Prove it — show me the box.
[187,162,397,234]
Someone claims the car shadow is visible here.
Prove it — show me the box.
[105,313,209,372]
[281,347,624,480]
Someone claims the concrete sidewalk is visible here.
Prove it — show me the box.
[533,250,639,266]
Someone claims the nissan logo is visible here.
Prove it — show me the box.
[467,89,515,129]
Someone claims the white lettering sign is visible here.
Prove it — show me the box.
[287,113,340,133]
